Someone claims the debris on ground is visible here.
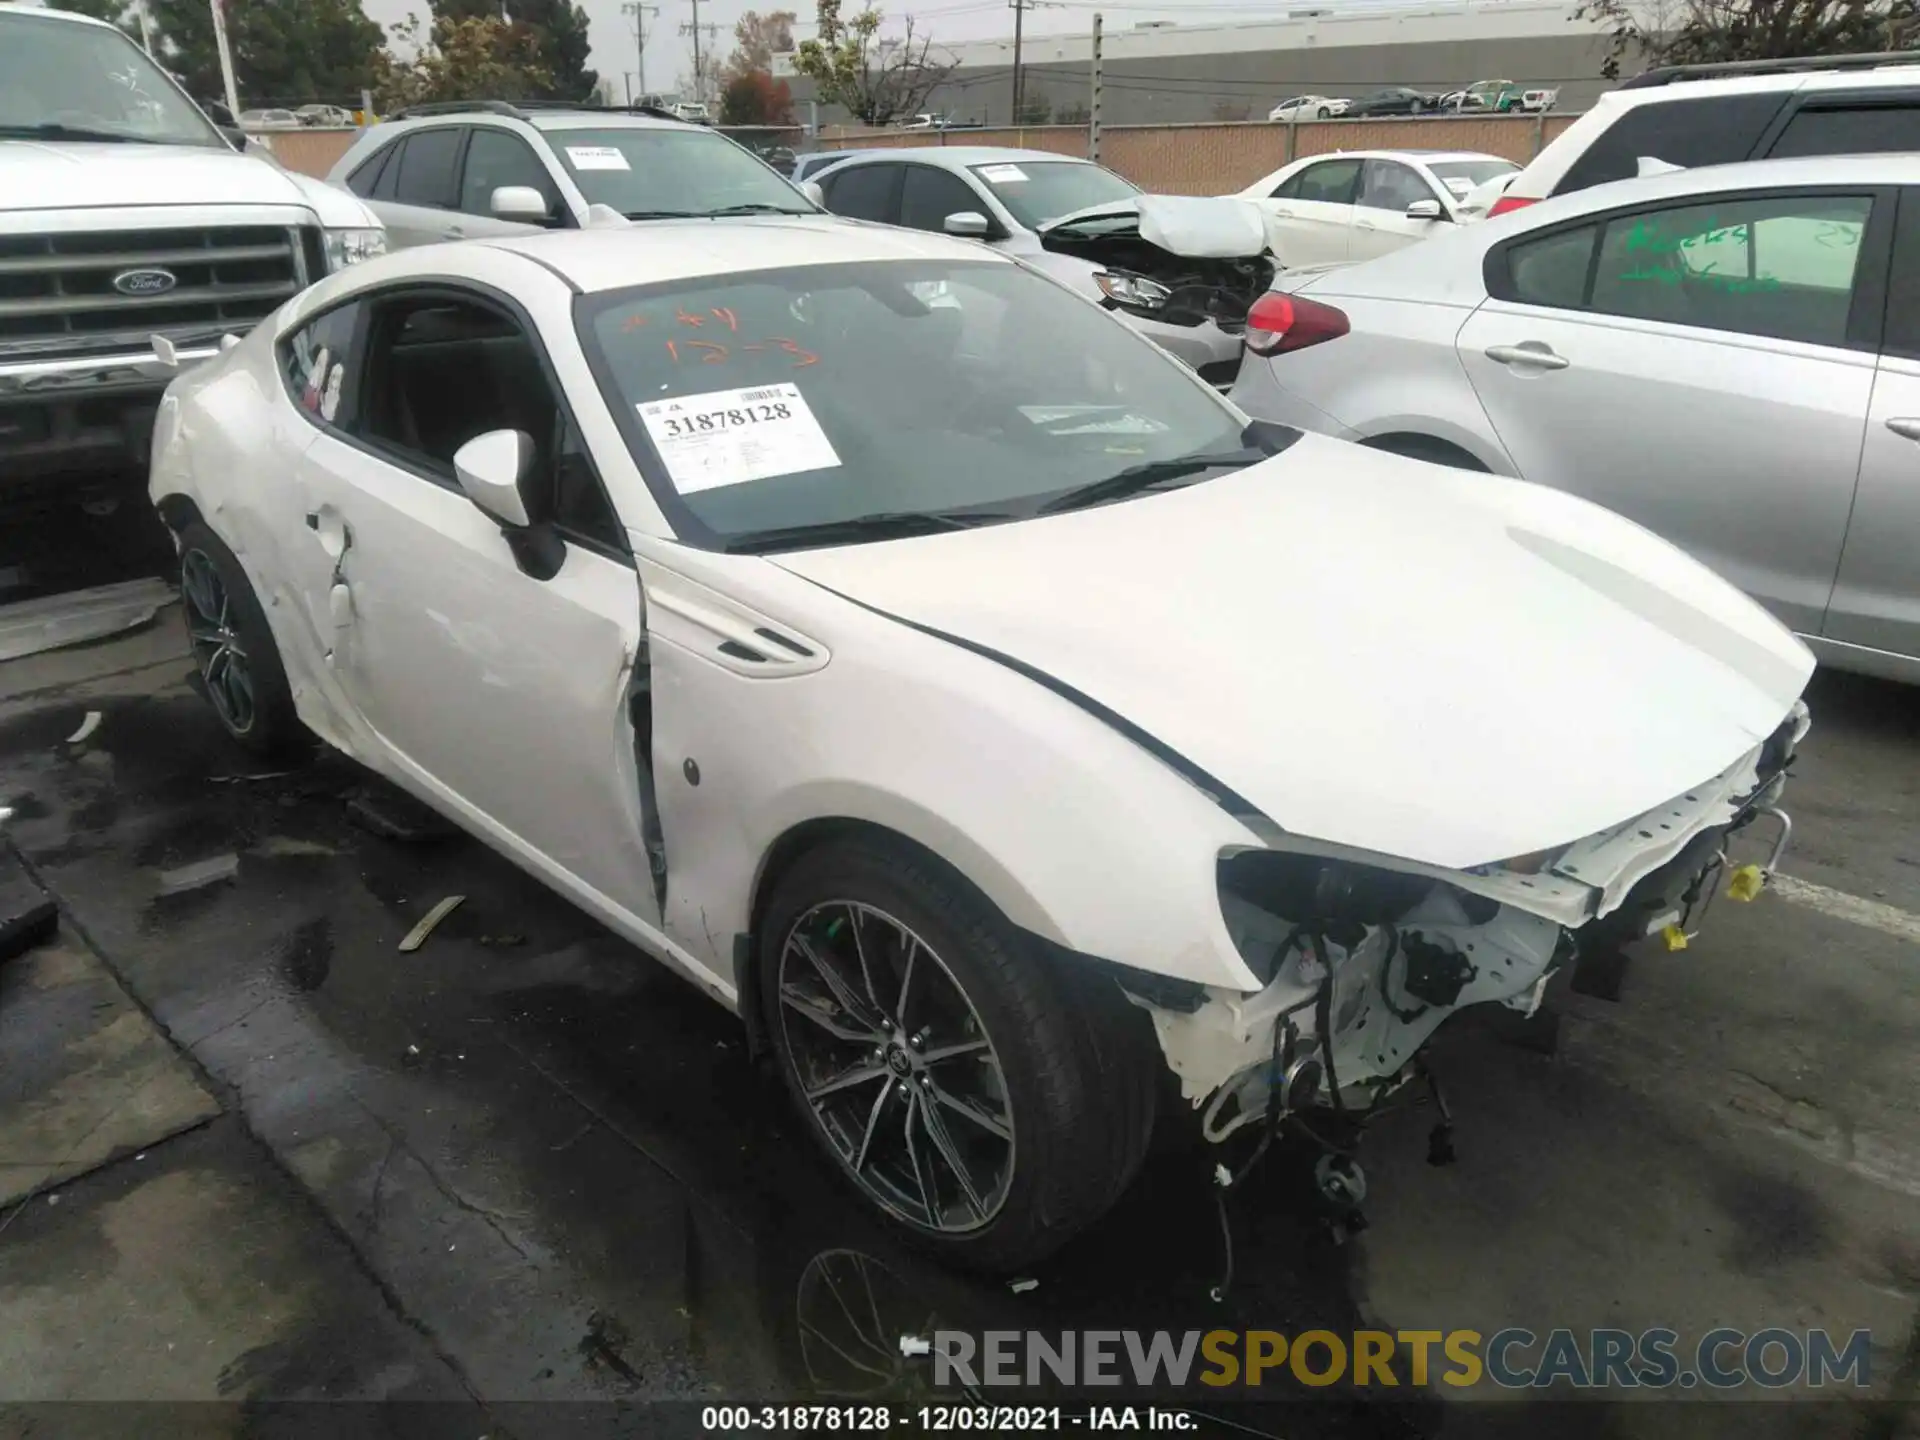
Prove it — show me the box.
[346,785,457,844]
[899,1335,932,1358]
[64,712,102,746]
[1008,1277,1039,1293]
[156,854,240,897]
[0,578,176,663]
[476,933,526,948]
[398,895,466,953]
[210,770,297,785]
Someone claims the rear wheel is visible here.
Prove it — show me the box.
[175,520,305,757]
[760,837,1157,1272]
[1317,105,1332,119]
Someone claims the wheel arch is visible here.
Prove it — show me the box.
[1358,431,1493,471]
[153,492,205,536]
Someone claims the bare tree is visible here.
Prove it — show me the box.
[1575,0,1917,78]
[793,2,955,125]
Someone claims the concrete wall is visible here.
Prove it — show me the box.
[821,112,1582,195]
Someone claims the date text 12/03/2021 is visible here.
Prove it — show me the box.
[701,1405,1198,1431]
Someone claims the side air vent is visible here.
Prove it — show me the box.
[644,582,830,678]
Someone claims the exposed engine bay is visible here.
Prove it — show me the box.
[1040,195,1277,331]
[1135,702,1809,1150]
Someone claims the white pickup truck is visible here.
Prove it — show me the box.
[0,2,384,501]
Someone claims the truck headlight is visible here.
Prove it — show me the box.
[323,227,387,271]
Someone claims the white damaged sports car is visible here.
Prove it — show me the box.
[150,217,1810,1268]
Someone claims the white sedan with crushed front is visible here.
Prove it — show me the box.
[150,218,1810,1269]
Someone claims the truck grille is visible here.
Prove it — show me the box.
[0,224,302,358]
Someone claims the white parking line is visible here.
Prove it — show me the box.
[1771,874,1920,946]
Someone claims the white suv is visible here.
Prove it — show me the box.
[1490,53,1920,217]
[328,101,815,249]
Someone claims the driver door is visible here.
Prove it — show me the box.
[281,283,663,930]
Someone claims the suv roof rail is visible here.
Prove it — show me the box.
[1620,50,1920,88]
[390,98,682,122]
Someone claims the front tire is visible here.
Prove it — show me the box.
[1317,105,1332,119]
[760,837,1157,1272]
[175,520,305,757]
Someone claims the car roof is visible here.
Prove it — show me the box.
[1510,150,1920,225]
[0,1,110,25]
[826,146,1094,168]
[478,215,1013,293]
[1292,148,1510,164]
[1594,60,1920,115]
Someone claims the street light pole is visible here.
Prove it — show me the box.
[208,0,241,124]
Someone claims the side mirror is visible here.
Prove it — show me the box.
[491,185,551,222]
[799,178,825,207]
[943,210,992,238]
[453,429,566,579]
[1405,198,1444,221]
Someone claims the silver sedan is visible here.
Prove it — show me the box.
[1230,153,1920,685]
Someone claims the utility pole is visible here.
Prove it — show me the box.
[680,6,722,105]
[1009,0,1026,125]
[622,2,660,99]
[135,0,155,54]
[1088,12,1101,160]
[208,0,240,124]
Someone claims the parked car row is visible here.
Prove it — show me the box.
[1267,80,1556,123]
[1228,52,1920,683]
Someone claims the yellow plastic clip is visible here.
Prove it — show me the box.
[1660,923,1689,952]
[1727,864,1766,902]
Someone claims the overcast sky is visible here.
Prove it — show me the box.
[357,0,1330,102]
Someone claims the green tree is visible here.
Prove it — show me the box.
[793,1,954,124]
[1014,92,1052,124]
[1573,0,1919,79]
[140,0,384,105]
[431,0,598,99]
[371,13,553,109]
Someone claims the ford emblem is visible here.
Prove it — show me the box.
[113,267,178,297]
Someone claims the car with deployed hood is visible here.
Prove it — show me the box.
[1229,153,1920,684]
[0,1,385,502]
[149,216,1811,1268]
[813,146,1273,386]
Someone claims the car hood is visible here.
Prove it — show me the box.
[0,139,375,226]
[771,434,1812,870]
[1040,193,1270,258]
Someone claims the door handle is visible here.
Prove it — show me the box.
[1272,208,1294,218]
[443,224,466,240]
[1886,417,1920,442]
[1357,220,1378,230]
[1485,342,1570,371]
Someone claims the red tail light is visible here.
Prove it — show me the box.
[1244,292,1349,356]
[1488,193,1539,217]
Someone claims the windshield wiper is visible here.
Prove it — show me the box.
[1036,449,1264,516]
[0,122,168,144]
[725,508,1016,554]
[623,209,702,219]
[700,202,815,216]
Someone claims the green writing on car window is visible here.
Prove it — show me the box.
[1617,265,1780,293]
[1621,216,1750,255]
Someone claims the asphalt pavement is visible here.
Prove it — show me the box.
[0,617,1915,1439]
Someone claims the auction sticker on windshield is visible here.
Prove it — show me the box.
[566,145,630,170]
[637,383,840,493]
[978,164,1028,183]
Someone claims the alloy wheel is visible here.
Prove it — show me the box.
[776,901,1016,1233]
[181,549,255,736]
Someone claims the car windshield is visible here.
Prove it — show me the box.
[546,125,814,218]
[578,258,1251,550]
[1429,158,1519,189]
[0,10,224,146]
[968,160,1139,230]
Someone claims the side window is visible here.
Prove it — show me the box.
[1767,103,1920,159]
[821,163,899,223]
[1291,159,1361,204]
[1501,224,1598,309]
[279,302,362,427]
[346,142,395,200]
[353,292,624,547]
[1554,94,1786,196]
[1357,160,1434,212]
[1587,193,1873,346]
[898,165,983,233]
[392,127,464,209]
[460,128,560,219]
